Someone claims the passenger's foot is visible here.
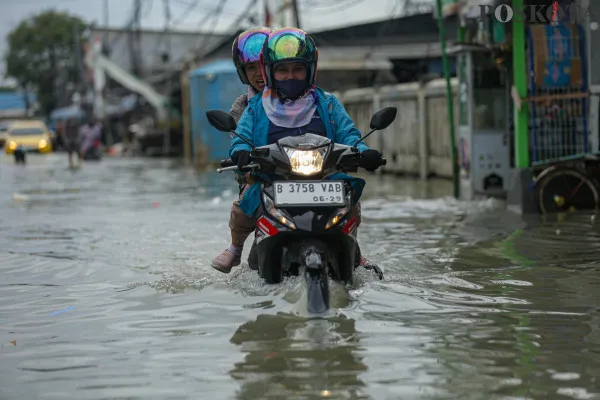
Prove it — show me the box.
[358,256,384,280]
[211,247,242,273]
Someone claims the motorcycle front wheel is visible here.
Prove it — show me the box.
[304,253,330,314]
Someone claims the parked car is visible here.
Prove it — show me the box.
[0,120,16,148]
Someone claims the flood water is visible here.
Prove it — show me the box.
[1,153,599,400]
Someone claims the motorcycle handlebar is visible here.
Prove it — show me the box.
[218,155,387,172]
[217,162,260,173]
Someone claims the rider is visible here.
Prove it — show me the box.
[211,28,384,274]
[210,27,271,271]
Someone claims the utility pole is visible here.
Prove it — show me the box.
[162,0,171,156]
[129,0,142,78]
[103,0,109,29]
[136,0,143,78]
[434,0,459,199]
[73,23,85,95]
[50,44,57,111]
[278,0,285,28]
[100,0,114,146]
[73,22,88,126]
[101,0,114,145]
[103,0,109,53]
[291,0,301,28]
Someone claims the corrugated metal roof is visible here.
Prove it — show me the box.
[312,13,440,45]
[195,13,455,66]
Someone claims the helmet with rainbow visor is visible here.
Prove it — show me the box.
[260,28,318,100]
[232,27,271,86]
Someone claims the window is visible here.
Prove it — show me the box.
[9,128,45,136]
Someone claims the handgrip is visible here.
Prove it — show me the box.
[220,159,235,168]
[217,163,260,173]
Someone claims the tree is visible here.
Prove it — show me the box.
[4,11,88,115]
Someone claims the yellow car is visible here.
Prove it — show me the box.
[5,120,53,154]
[0,120,16,148]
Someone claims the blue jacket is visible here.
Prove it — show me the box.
[230,87,370,157]
[230,88,369,217]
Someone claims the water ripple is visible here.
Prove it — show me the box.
[1,156,599,399]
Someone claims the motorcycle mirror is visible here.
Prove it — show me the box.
[369,106,397,130]
[353,106,398,149]
[206,109,255,151]
[206,110,237,132]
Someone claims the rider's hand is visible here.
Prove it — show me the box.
[231,150,251,169]
[359,149,384,172]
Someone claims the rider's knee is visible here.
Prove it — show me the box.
[229,203,256,233]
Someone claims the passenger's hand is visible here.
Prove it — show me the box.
[231,150,251,169]
[359,149,384,172]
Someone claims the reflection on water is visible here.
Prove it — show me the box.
[0,153,599,400]
[230,313,367,399]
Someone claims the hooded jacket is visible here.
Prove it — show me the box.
[230,87,370,157]
[229,88,369,217]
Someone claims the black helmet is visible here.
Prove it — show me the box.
[260,28,318,90]
[232,27,271,85]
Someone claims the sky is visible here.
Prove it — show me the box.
[0,0,411,86]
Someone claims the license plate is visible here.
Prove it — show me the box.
[273,181,345,207]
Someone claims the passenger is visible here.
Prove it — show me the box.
[230,27,272,124]
[210,27,271,271]
[211,28,384,274]
[228,27,272,191]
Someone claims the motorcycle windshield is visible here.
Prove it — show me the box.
[276,133,331,150]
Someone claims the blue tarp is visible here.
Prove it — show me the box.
[188,59,237,77]
[188,59,246,163]
[50,105,84,120]
[0,92,36,111]
[105,94,138,116]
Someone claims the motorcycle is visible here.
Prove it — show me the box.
[82,140,102,161]
[206,106,397,313]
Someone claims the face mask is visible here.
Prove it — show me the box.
[275,79,308,100]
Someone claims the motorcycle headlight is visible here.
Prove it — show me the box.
[283,147,327,176]
[39,139,47,148]
[263,193,296,230]
[9,141,17,150]
[325,193,352,230]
